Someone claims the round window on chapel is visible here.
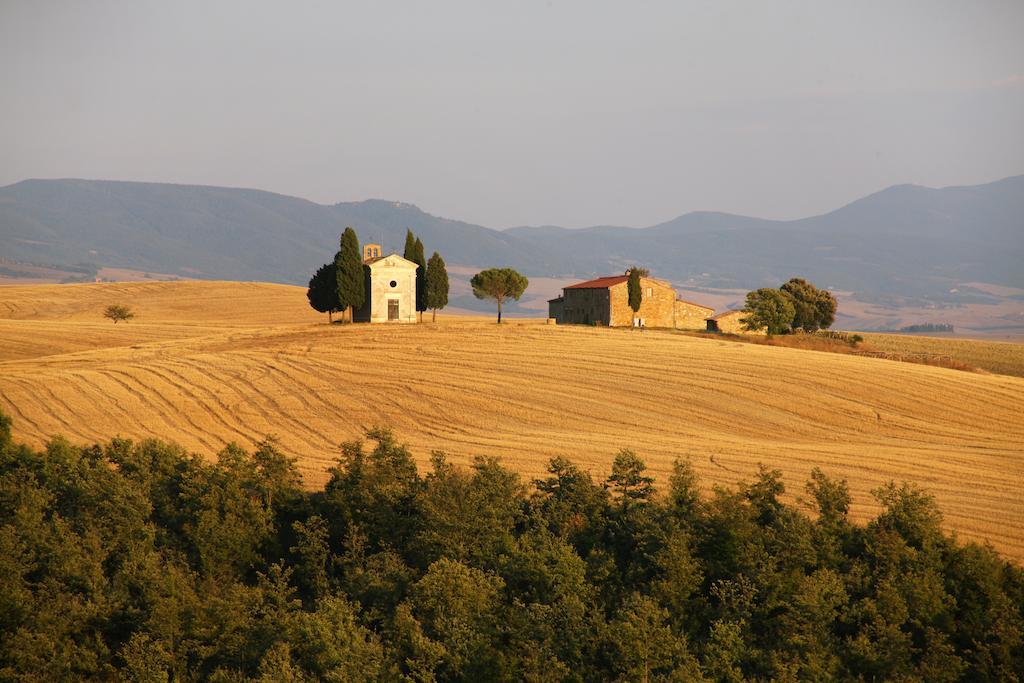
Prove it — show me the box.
[389,280,397,288]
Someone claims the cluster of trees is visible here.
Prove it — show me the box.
[2,410,1021,681]
[742,278,838,335]
[306,228,449,323]
[403,230,450,322]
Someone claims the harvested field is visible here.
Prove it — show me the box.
[2,281,1023,561]
[861,332,1024,378]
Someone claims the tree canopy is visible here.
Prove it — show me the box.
[1,409,1021,681]
[470,268,529,323]
[742,287,796,335]
[103,304,135,323]
[740,278,837,335]
[306,262,341,322]
[781,278,837,332]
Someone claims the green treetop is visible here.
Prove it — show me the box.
[741,287,795,335]
[470,268,529,323]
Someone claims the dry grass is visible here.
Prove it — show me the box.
[684,329,1007,375]
[2,281,1023,561]
[683,330,866,355]
[862,332,1024,378]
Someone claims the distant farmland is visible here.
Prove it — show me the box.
[1,281,1023,561]
[861,332,1024,377]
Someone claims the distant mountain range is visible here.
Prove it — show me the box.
[1,175,1022,319]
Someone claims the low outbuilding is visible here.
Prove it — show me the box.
[705,310,765,335]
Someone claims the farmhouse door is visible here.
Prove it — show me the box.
[388,299,399,321]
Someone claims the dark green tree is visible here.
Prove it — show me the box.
[1,407,1023,681]
[607,449,655,506]
[470,268,529,323]
[780,277,837,332]
[532,456,610,552]
[103,304,135,323]
[306,262,341,322]
[289,515,330,600]
[413,237,427,321]
[425,251,449,322]
[741,287,795,335]
[413,453,523,569]
[321,427,423,556]
[334,227,364,323]
[404,558,504,679]
[403,228,416,262]
[667,457,702,525]
[290,595,386,679]
[627,267,643,325]
[604,594,705,682]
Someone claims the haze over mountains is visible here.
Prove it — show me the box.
[1,176,1022,329]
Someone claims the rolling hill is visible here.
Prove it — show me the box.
[2,176,1022,323]
[1,281,1022,561]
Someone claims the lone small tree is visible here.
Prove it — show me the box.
[413,237,427,322]
[425,251,449,322]
[103,304,135,324]
[470,268,528,323]
[307,262,341,322]
[627,267,643,327]
[741,288,795,335]
[334,227,365,322]
[780,277,837,332]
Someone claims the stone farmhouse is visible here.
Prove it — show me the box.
[547,273,714,329]
[353,243,419,323]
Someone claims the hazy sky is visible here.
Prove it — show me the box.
[2,1,1022,228]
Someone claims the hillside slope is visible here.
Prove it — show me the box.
[1,281,1022,560]
[1,176,1021,303]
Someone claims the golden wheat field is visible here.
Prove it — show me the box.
[2,281,1024,561]
[861,332,1024,377]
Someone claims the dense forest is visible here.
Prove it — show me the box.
[1,410,1021,681]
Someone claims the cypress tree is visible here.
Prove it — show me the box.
[425,251,449,322]
[335,227,364,322]
[403,229,416,261]
[413,237,427,320]
[627,268,643,326]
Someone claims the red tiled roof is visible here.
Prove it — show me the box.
[564,275,629,290]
